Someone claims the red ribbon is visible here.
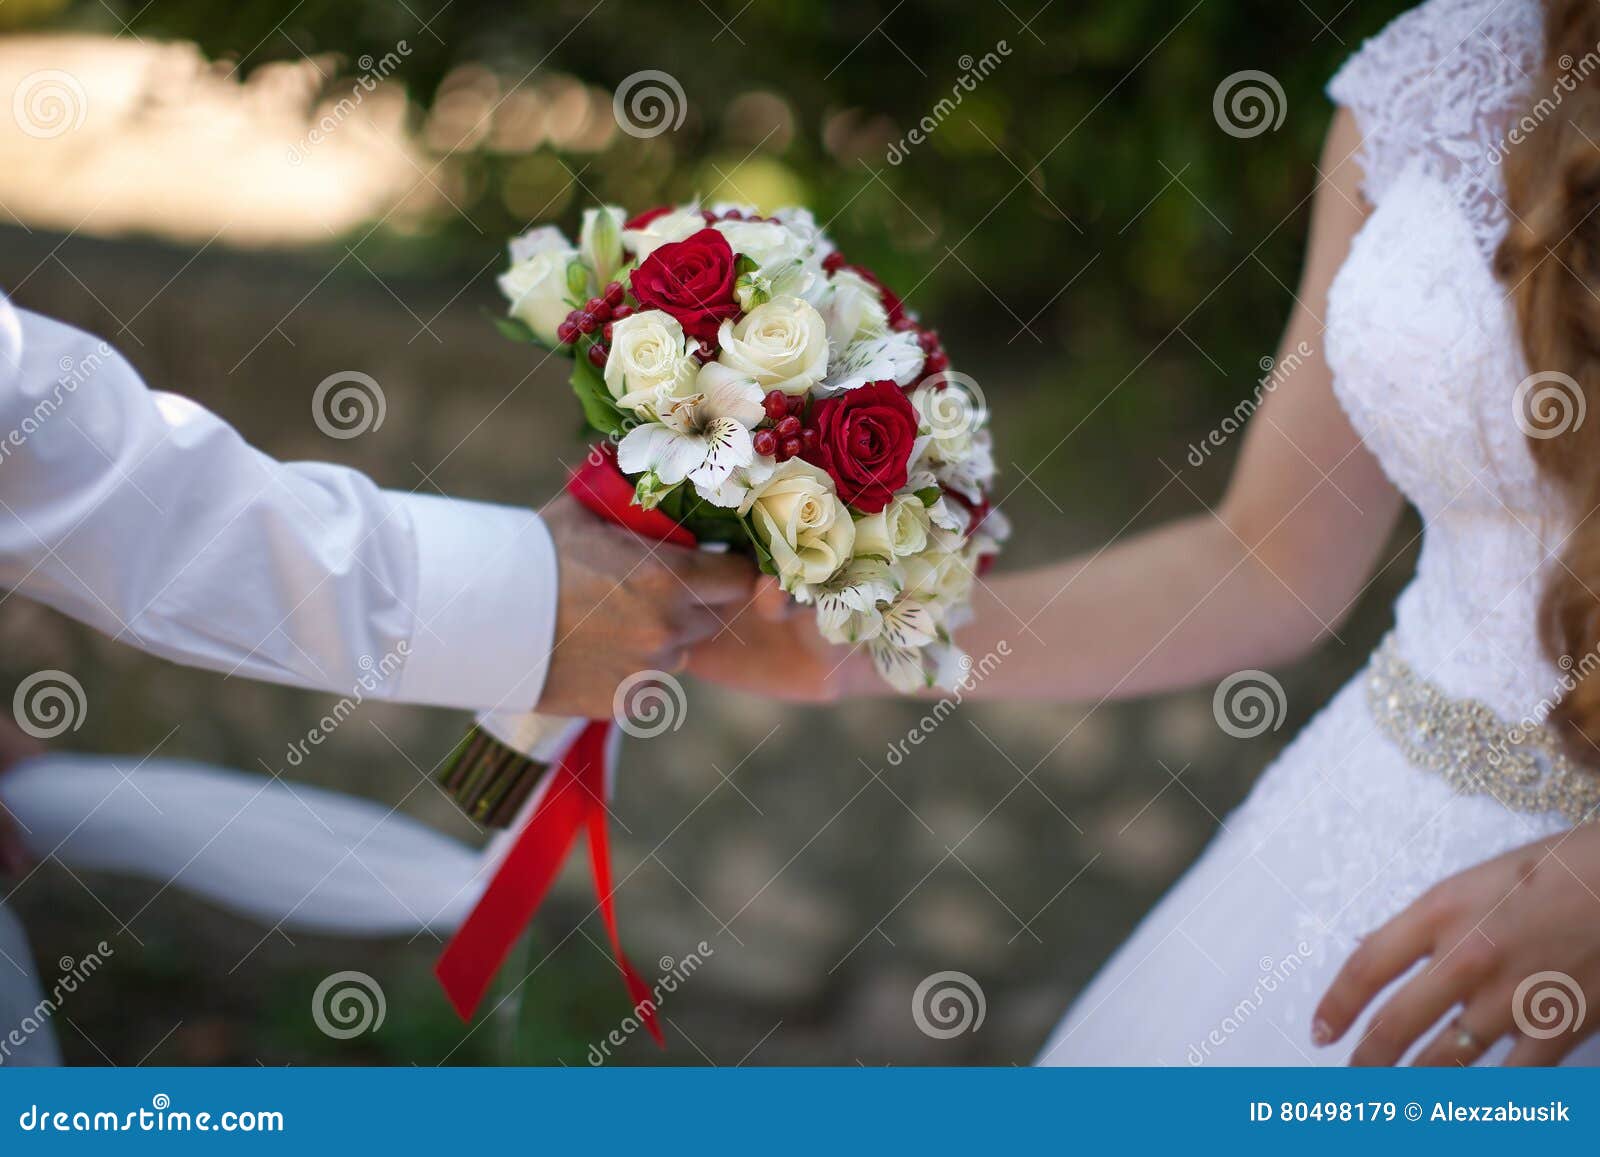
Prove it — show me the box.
[567,443,696,547]
[434,446,694,1042]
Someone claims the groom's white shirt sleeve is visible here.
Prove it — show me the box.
[0,302,559,713]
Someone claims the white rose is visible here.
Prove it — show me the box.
[509,225,572,265]
[620,207,706,261]
[823,268,889,348]
[604,310,697,415]
[853,494,931,560]
[716,296,829,396]
[740,458,855,592]
[497,229,579,346]
[901,542,975,609]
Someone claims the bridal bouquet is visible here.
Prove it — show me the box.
[495,201,1006,687]
[433,201,1004,1033]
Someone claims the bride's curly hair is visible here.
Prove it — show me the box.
[1496,0,1600,759]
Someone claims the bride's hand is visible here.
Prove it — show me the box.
[686,576,867,703]
[1313,825,1600,1065]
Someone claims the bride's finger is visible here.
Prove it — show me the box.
[1347,945,1489,1065]
[1409,986,1513,1067]
[1503,1030,1581,1067]
[1313,907,1437,1045]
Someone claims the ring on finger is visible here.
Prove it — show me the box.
[1450,1017,1488,1055]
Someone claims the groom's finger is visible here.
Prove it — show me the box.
[664,548,756,606]
[672,606,737,647]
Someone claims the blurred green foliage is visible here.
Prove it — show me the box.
[30,2,1409,422]
[82,0,1409,514]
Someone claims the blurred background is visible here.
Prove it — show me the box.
[0,0,1416,1065]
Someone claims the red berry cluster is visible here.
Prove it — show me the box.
[702,207,781,225]
[751,390,817,462]
[557,281,630,365]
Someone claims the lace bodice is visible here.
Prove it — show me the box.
[1327,0,1542,258]
[1324,0,1564,719]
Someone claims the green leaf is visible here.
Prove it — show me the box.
[568,351,627,436]
[746,524,778,576]
[914,486,942,507]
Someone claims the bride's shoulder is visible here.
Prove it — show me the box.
[1331,0,1540,81]
[1326,0,1542,203]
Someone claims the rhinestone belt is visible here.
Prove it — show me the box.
[1366,634,1600,824]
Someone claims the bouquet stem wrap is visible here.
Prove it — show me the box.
[433,446,695,1038]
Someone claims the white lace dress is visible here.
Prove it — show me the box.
[1039,0,1600,1066]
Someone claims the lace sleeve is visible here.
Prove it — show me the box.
[1325,0,1540,250]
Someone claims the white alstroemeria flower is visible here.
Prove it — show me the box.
[616,361,765,494]
[695,452,777,509]
[925,639,973,693]
[909,379,987,465]
[865,599,942,692]
[713,218,800,267]
[738,261,829,312]
[497,226,579,345]
[822,268,890,349]
[604,310,698,416]
[925,428,997,504]
[905,469,966,533]
[817,329,923,396]
[621,207,706,261]
[974,504,1012,548]
[716,218,828,311]
[773,206,829,255]
[813,558,900,643]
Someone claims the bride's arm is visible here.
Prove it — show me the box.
[692,110,1404,704]
[954,109,1399,701]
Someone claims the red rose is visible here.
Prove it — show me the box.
[630,228,740,342]
[804,380,918,514]
[623,205,673,230]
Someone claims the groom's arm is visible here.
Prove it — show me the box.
[0,303,751,714]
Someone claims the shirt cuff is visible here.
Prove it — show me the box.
[388,491,558,712]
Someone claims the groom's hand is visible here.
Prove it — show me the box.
[535,495,755,717]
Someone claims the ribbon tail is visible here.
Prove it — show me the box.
[584,776,665,1048]
[434,724,605,1021]
[434,446,693,1029]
